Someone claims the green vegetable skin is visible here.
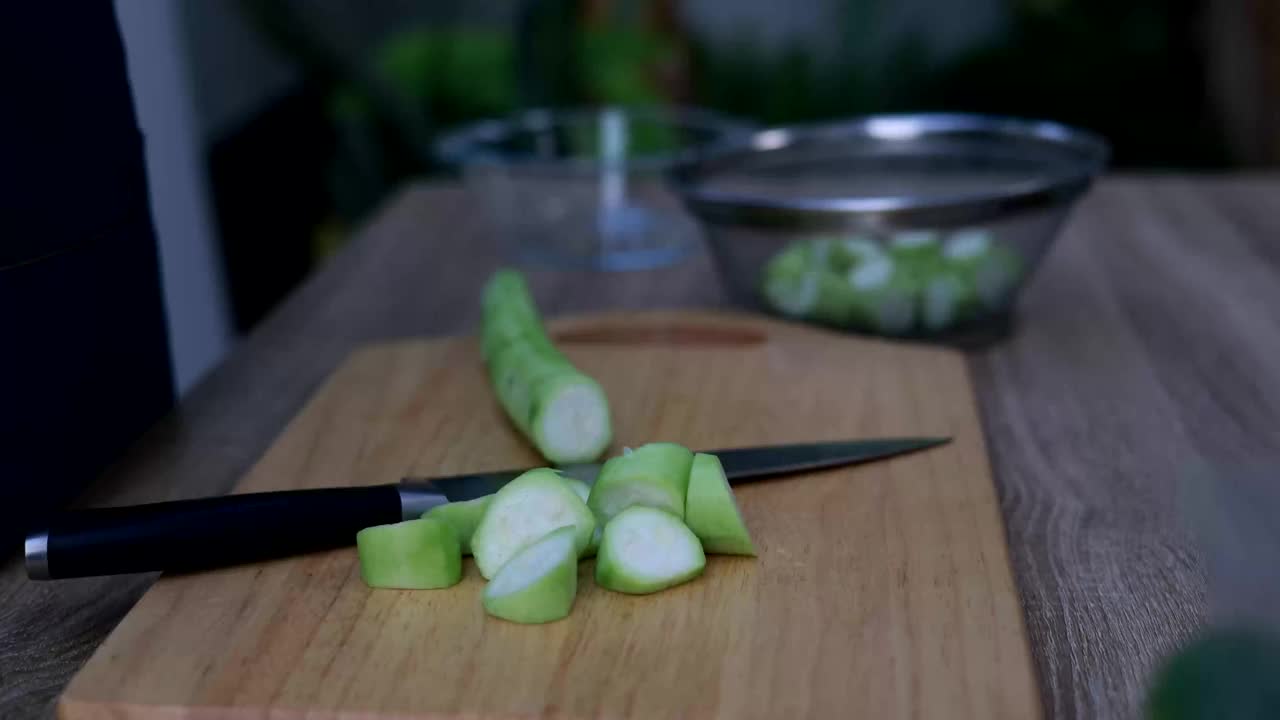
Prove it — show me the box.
[481,270,612,464]
[422,495,491,554]
[596,506,706,594]
[685,453,756,555]
[563,478,602,557]
[588,442,694,523]
[471,468,596,579]
[482,526,579,624]
[356,517,462,589]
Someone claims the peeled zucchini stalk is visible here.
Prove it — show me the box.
[596,506,706,594]
[356,517,462,589]
[422,495,492,555]
[482,526,578,624]
[471,468,597,579]
[685,453,756,556]
[588,442,694,523]
[481,270,612,464]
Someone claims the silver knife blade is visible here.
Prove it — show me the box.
[403,437,949,507]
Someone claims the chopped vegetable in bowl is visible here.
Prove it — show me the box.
[758,228,1027,336]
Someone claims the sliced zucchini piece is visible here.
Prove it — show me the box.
[943,229,1025,310]
[471,468,596,579]
[422,495,492,555]
[587,442,694,523]
[482,526,578,624]
[920,271,981,332]
[828,236,885,275]
[845,255,918,334]
[685,453,756,556]
[595,506,706,594]
[563,477,591,503]
[356,517,462,590]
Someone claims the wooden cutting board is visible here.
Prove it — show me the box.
[60,310,1040,719]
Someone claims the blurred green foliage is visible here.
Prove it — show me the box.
[240,0,1229,238]
[1146,625,1280,720]
[327,28,518,220]
[688,0,1227,168]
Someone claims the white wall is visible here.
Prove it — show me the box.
[113,0,234,396]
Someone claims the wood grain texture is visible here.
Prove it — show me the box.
[56,310,1039,720]
[5,176,1280,718]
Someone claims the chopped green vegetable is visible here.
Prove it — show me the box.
[471,468,596,579]
[810,271,868,328]
[920,271,981,332]
[585,525,603,558]
[482,526,578,624]
[888,230,942,267]
[422,495,492,555]
[356,517,462,589]
[588,442,694,523]
[563,478,591,503]
[761,244,821,318]
[828,236,884,275]
[759,229,1028,334]
[481,269,612,464]
[596,506,706,594]
[762,268,820,319]
[685,453,756,555]
[845,255,918,335]
[942,230,1025,310]
[562,476,603,558]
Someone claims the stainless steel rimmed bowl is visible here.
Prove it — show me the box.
[673,113,1109,343]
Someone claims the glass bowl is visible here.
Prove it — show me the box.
[672,113,1109,344]
[436,106,755,272]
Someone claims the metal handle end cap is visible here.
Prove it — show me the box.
[25,531,50,580]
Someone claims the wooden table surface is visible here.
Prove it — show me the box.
[3,175,1279,719]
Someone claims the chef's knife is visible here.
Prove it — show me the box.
[25,437,947,580]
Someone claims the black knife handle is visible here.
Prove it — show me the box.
[26,485,405,579]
